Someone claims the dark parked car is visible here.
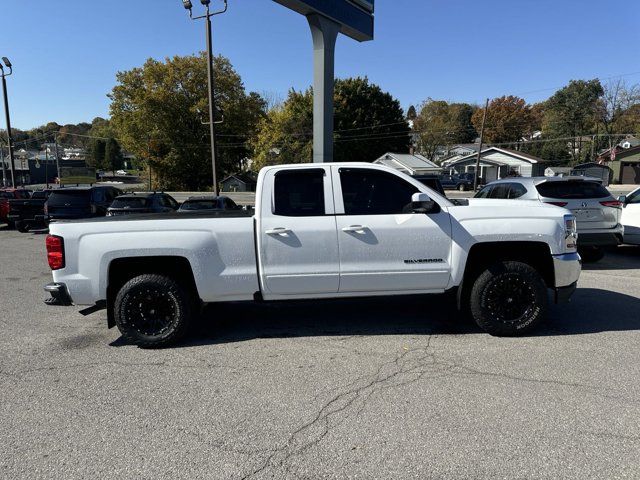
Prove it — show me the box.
[178,195,241,212]
[439,174,473,191]
[412,175,446,196]
[1,188,32,228]
[107,192,180,216]
[45,186,122,222]
[7,189,52,232]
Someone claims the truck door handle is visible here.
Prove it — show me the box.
[265,227,291,235]
[342,225,367,233]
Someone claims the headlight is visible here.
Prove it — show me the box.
[564,214,577,251]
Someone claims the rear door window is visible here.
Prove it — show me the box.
[488,184,510,199]
[274,169,326,216]
[47,190,90,206]
[507,183,527,199]
[536,181,609,199]
[111,197,149,209]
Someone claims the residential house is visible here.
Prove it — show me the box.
[444,147,547,183]
[544,166,573,177]
[220,172,258,192]
[606,145,640,184]
[373,152,442,176]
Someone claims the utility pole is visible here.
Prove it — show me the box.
[0,141,6,187]
[473,98,489,191]
[0,57,15,188]
[181,0,228,195]
[53,134,60,184]
[45,143,49,188]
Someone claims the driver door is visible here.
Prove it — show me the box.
[332,166,452,293]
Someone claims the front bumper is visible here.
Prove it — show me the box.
[552,252,581,303]
[44,282,73,306]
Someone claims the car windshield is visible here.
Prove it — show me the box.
[111,197,149,209]
[181,200,219,210]
[47,190,91,206]
[536,181,609,199]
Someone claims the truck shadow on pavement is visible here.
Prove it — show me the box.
[115,287,640,348]
[582,246,640,271]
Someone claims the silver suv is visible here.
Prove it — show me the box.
[475,176,623,262]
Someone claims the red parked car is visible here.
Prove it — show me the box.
[1,188,32,228]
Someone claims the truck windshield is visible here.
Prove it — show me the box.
[47,190,91,206]
[111,198,149,209]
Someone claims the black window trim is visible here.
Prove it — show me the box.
[272,167,328,217]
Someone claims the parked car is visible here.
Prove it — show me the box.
[0,188,32,228]
[107,192,180,216]
[475,176,623,262]
[44,162,580,347]
[44,186,122,222]
[178,195,241,212]
[439,174,473,191]
[412,175,446,196]
[619,187,640,245]
[7,189,52,232]
[116,170,129,176]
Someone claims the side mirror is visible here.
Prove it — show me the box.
[618,195,627,205]
[410,192,437,214]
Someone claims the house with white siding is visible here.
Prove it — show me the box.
[443,147,547,183]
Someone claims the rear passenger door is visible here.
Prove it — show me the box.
[258,167,339,297]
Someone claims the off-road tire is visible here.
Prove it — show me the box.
[470,261,547,336]
[578,246,604,263]
[114,274,193,348]
[15,221,29,233]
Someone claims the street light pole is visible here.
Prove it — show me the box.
[0,57,16,188]
[182,0,228,195]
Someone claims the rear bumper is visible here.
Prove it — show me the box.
[577,224,624,247]
[553,251,581,290]
[43,282,73,306]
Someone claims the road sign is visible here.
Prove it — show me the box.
[273,0,374,41]
[272,0,375,163]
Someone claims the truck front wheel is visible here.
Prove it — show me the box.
[469,261,547,336]
[114,274,193,348]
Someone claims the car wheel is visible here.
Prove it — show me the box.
[470,261,548,336]
[114,274,193,348]
[458,184,467,191]
[15,221,29,233]
[577,246,604,263]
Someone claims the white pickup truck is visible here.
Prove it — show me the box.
[44,163,581,347]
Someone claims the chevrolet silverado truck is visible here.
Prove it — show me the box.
[44,163,581,347]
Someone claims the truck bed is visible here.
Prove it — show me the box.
[52,209,255,224]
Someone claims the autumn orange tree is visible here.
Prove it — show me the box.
[471,96,534,144]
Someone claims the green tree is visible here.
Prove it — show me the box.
[471,96,533,144]
[412,100,476,161]
[88,139,106,169]
[543,79,604,163]
[406,105,417,120]
[251,77,410,169]
[105,137,123,172]
[109,53,266,190]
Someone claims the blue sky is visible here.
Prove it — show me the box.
[2,0,639,129]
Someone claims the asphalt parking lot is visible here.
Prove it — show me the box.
[1,227,640,479]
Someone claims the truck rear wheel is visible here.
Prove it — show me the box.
[577,246,604,263]
[15,221,29,233]
[469,261,547,336]
[114,274,193,348]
